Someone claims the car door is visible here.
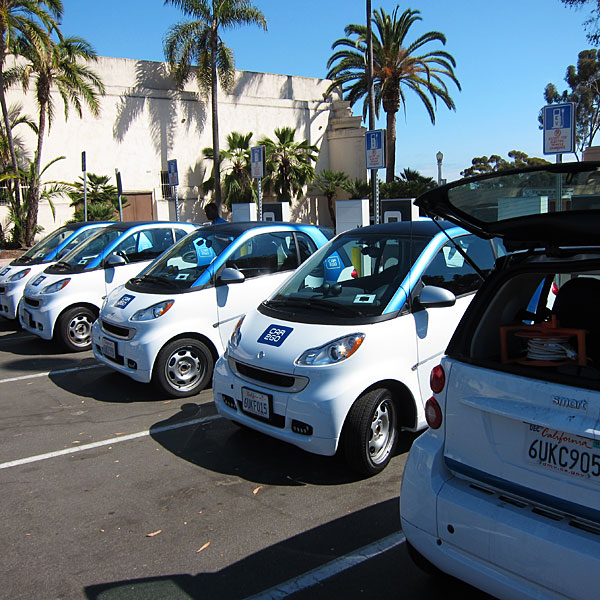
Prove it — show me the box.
[215,231,317,348]
[103,227,178,296]
[413,234,497,403]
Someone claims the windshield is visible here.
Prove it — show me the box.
[54,227,103,259]
[59,228,122,269]
[265,232,429,318]
[131,229,236,290]
[447,166,600,224]
[18,226,75,263]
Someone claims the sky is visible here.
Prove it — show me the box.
[60,0,593,183]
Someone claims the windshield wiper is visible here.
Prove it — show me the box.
[264,297,363,316]
[134,274,173,288]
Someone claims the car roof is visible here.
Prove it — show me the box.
[103,221,194,232]
[336,219,456,238]
[198,221,317,235]
[415,161,600,250]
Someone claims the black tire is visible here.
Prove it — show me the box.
[342,388,398,476]
[153,338,213,398]
[55,306,96,352]
[405,541,447,579]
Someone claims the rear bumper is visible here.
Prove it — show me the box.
[401,432,600,600]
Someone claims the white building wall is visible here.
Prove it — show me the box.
[1,56,361,237]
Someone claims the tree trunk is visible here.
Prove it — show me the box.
[0,49,23,244]
[25,93,48,245]
[385,109,397,183]
[210,16,222,209]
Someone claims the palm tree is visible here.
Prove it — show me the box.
[67,173,120,222]
[326,7,460,182]
[202,131,256,208]
[164,0,267,209]
[0,0,61,232]
[7,35,104,244]
[259,127,318,204]
[313,169,349,224]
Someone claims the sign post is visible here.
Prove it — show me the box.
[251,145,265,220]
[167,159,180,221]
[115,169,123,221]
[542,102,575,211]
[366,129,385,224]
[82,151,87,222]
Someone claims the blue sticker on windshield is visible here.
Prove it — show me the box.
[115,294,135,309]
[258,325,293,347]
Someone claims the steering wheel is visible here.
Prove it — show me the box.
[116,251,130,263]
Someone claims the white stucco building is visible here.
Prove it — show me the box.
[1,56,367,236]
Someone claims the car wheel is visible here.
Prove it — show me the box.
[153,338,213,398]
[342,388,398,476]
[56,306,96,352]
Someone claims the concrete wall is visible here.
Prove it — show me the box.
[1,56,366,239]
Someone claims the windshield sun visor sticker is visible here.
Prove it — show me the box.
[354,294,376,304]
[114,294,135,309]
[258,324,294,347]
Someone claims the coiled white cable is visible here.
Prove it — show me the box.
[526,336,577,361]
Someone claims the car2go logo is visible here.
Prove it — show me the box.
[257,325,293,347]
[114,294,135,309]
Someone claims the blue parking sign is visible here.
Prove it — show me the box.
[366,130,385,169]
[543,103,575,154]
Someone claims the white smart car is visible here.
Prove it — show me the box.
[400,162,600,599]
[212,219,501,475]
[19,220,197,351]
[0,221,110,322]
[92,222,331,397]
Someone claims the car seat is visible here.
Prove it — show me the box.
[552,277,600,365]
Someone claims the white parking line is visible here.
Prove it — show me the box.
[0,414,221,470]
[243,531,406,599]
[0,363,103,384]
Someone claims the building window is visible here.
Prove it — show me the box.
[160,171,173,200]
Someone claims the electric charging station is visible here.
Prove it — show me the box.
[232,203,257,222]
[381,198,419,222]
[262,202,290,222]
[335,198,370,233]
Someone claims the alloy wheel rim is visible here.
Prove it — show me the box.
[68,314,93,347]
[165,347,204,391]
[368,399,395,465]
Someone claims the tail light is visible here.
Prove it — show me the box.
[430,364,445,394]
[425,397,443,429]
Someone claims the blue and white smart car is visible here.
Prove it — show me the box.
[20,221,196,351]
[92,222,330,397]
[0,221,110,322]
[400,162,600,600]
[213,219,501,475]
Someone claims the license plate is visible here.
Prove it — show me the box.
[242,388,270,419]
[23,308,33,326]
[102,338,117,359]
[526,423,600,482]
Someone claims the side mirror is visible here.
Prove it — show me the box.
[105,253,127,267]
[217,267,245,285]
[416,285,456,309]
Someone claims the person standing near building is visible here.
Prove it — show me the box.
[204,202,227,224]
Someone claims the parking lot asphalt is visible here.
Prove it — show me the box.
[0,317,489,600]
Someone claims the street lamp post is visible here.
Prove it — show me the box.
[436,151,444,185]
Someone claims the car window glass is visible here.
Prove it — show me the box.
[20,226,72,261]
[174,227,190,241]
[227,232,295,278]
[56,228,98,259]
[63,229,122,268]
[421,234,495,296]
[112,228,174,263]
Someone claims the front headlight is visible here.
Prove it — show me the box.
[229,315,245,349]
[130,300,174,321]
[296,333,365,366]
[42,278,70,294]
[8,268,31,281]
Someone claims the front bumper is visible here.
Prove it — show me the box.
[0,287,21,320]
[213,352,363,457]
[92,319,155,383]
[400,432,600,600]
[19,299,56,340]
